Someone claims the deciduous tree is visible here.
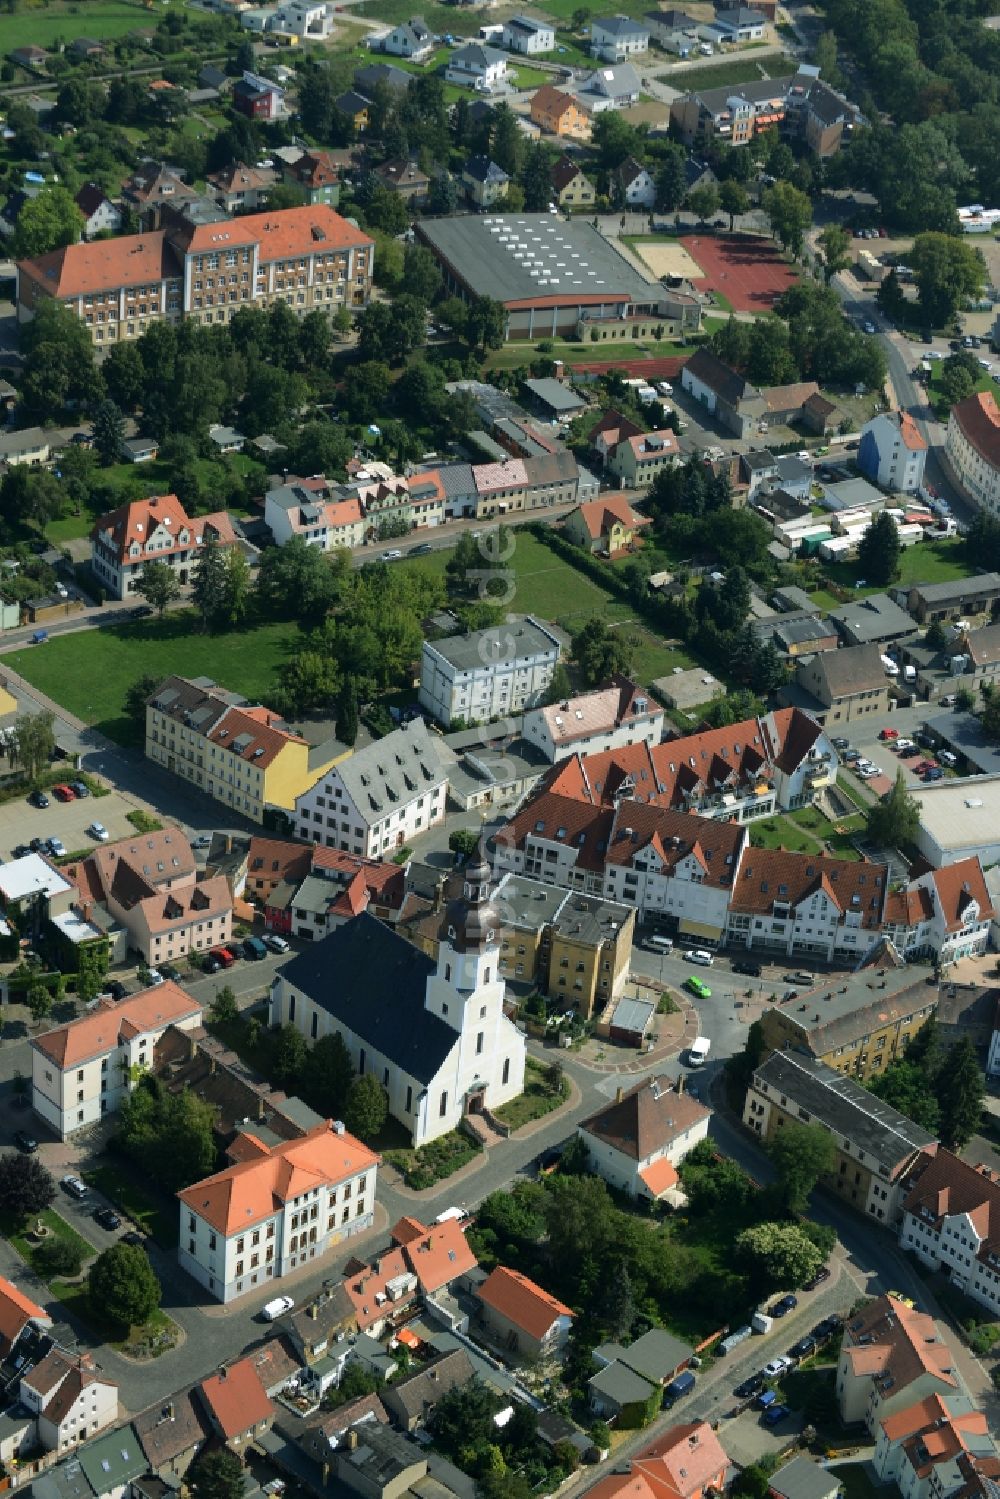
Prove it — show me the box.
[866,770,920,847]
[10,711,56,784]
[735,1221,824,1291]
[14,186,84,258]
[719,179,749,230]
[90,1242,161,1328]
[136,561,181,618]
[911,232,986,328]
[762,180,812,255]
[0,1154,55,1221]
[936,1037,985,1148]
[188,1450,245,1499]
[344,1073,388,1141]
[768,1123,835,1213]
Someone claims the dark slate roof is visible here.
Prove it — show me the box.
[355,62,413,93]
[278,913,454,1084]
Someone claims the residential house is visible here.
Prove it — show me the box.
[0,1278,51,1357]
[389,1213,479,1296]
[670,68,858,155]
[578,1075,711,1202]
[380,1349,475,1433]
[281,147,342,205]
[355,61,413,95]
[381,18,433,59]
[645,9,699,51]
[269,861,527,1146]
[587,1423,728,1499]
[874,1394,996,1499]
[20,1350,118,1453]
[121,162,200,228]
[74,184,121,241]
[74,825,233,966]
[32,980,203,1140]
[133,1387,210,1478]
[901,573,1000,625]
[575,62,641,112]
[340,1247,418,1337]
[334,90,372,133]
[445,43,508,92]
[769,1457,843,1499]
[681,348,767,438]
[789,643,891,726]
[90,492,234,600]
[120,435,159,464]
[476,1267,574,1359]
[69,37,104,59]
[292,718,447,860]
[882,858,994,964]
[564,492,652,554]
[419,616,562,727]
[286,1282,358,1367]
[615,155,657,208]
[899,1148,1000,1317]
[245,836,312,904]
[502,15,555,53]
[198,1357,275,1443]
[530,85,592,140]
[372,158,429,202]
[744,1052,937,1225]
[591,14,650,60]
[8,45,49,69]
[589,1330,694,1420]
[836,1295,959,1431]
[0,426,50,467]
[146,675,341,825]
[946,392,1000,514]
[523,676,664,761]
[285,848,405,940]
[233,72,284,122]
[178,1120,379,1304]
[767,613,840,658]
[712,7,767,40]
[608,429,681,488]
[493,875,635,1017]
[858,412,928,494]
[829,593,917,649]
[206,161,275,212]
[264,482,365,551]
[756,967,938,1081]
[77,1426,148,1499]
[462,155,510,208]
[550,155,596,207]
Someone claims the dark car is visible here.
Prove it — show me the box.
[159,964,182,982]
[842,748,861,763]
[922,331,933,343]
[28,789,49,809]
[731,959,762,977]
[11,845,29,860]
[762,1403,792,1427]
[93,1207,121,1231]
[13,1130,38,1153]
[203,955,223,975]
[788,1335,817,1361]
[537,1147,563,1177]
[69,781,90,798]
[804,1264,831,1291]
[29,837,45,853]
[120,1229,148,1248]
[831,736,850,749]
[734,1374,764,1399]
[107,980,129,1001]
[770,1294,798,1317]
[408,542,433,555]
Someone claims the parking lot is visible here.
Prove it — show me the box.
[836,699,966,795]
[0,784,147,862]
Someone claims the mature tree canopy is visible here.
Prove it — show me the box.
[866,770,920,848]
[136,561,181,618]
[0,1154,55,1221]
[911,233,986,328]
[188,1451,245,1499]
[768,1123,835,1213]
[117,1078,218,1192]
[857,512,901,585]
[343,1073,388,1142]
[735,1221,824,1291]
[89,1242,161,1328]
[14,186,84,258]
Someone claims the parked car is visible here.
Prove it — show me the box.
[52,784,76,802]
[734,1374,764,1399]
[46,837,66,858]
[88,822,109,842]
[210,947,235,968]
[923,767,944,781]
[769,1294,798,1317]
[159,964,182,981]
[731,959,762,977]
[408,543,433,555]
[61,1175,88,1200]
[242,936,268,961]
[762,1403,792,1427]
[121,1230,148,1249]
[789,973,814,987]
[878,727,898,741]
[191,834,212,850]
[537,1147,563,1177]
[145,969,165,986]
[381,549,403,561]
[831,737,850,750]
[683,948,714,966]
[762,1355,793,1377]
[29,838,44,853]
[13,1130,38,1153]
[93,1207,121,1231]
[788,1335,817,1361]
[262,1295,294,1321]
[69,781,90,798]
[938,750,957,767]
[203,955,223,975]
[28,789,49,809]
[11,845,29,860]
[263,934,290,954]
[894,739,916,755]
[842,749,861,763]
[108,980,129,1001]
[804,1264,831,1291]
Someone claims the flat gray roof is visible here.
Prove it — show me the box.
[417,213,656,305]
[911,770,1000,849]
[426,616,561,671]
[496,872,570,930]
[924,710,1000,776]
[525,377,587,412]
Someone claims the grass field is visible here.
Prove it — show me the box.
[5,614,299,746]
[4,1207,93,1272]
[0,0,179,52]
[485,338,693,370]
[822,537,971,594]
[929,364,997,417]
[45,455,263,546]
[664,54,796,93]
[356,0,485,36]
[83,1161,179,1248]
[749,805,864,859]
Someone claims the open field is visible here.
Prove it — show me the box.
[664,54,796,92]
[0,0,180,52]
[821,537,971,594]
[681,233,798,312]
[635,239,706,281]
[45,456,262,546]
[4,614,299,746]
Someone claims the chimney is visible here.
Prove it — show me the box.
[615,1085,623,1103]
[80,899,93,924]
[166,1402,174,1422]
[344,1428,359,1451]
[433,877,446,914]
[309,1303,319,1320]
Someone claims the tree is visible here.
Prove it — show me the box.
[344,1073,388,1142]
[91,399,125,467]
[11,711,56,784]
[90,1242,161,1327]
[656,148,687,212]
[768,1123,835,1213]
[817,224,852,283]
[686,183,720,222]
[36,1237,83,1277]
[466,296,506,354]
[925,617,948,650]
[719,179,749,231]
[270,1025,307,1088]
[14,186,84,258]
[735,1221,824,1291]
[0,1154,55,1221]
[222,547,251,628]
[278,651,340,717]
[601,1262,635,1340]
[191,539,227,631]
[301,1033,355,1117]
[211,986,239,1023]
[911,232,986,328]
[545,663,573,706]
[866,769,920,848]
[984,690,1000,742]
[857,511,901,585]
[124,675,160,733]
[117,1080,219,1193]
[26,984,52,1026]
[188,1450,245,1499]
[449,828,481,860]
[19,299,101,422]
[867,1060,941,1132]
[428,171,459,216]
[571,617,636,685]
[136,561,181,618]
[939,361,976,407]
[936,1037,985,1148]
[762,181,812,255]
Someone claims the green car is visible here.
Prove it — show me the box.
[685,976,712,999]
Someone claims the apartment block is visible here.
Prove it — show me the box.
[757,968,938,1081]
[419,617,562,728]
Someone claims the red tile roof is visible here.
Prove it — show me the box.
[92,493,193,565]
[930,857,994,933]
[200,1356,274,1439]
[573,492,652,540]
[588,1423,729,1499]
[19,232,180,299]
[478,1266,573,1341]
[729,846,887,928]
[399,1218,478,1294]
[898,412,927,452]
[0,1278,50,1355]
[901,1148,1000,1268]
[951,391,1000,471]
[843,1295,958,1396]
[33,980,202,1069]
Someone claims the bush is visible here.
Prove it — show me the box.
[36,1237,84,1277]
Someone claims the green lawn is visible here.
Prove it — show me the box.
[355,0,484,36]
[749,805,864,860]
[822,538,971,594]
[484,339,693,370]
[82,1162,179,1248]
[0,0,180,52]
[4,1208,93,1271]
[664,54,797,93]
[929,364,997,417]
[49,1276,177,1355]
[4,613,300,746]
[45,454,264,546]
[493,1057,568,1130]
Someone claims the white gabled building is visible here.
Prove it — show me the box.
[264,482,365,551]
[899,1148,1000,1318]
[177,1120,378,1304]
[501,14,555,53]
[590,14,649,60]
[270,858,526,1146]
[445,43,508,92]
[20,1349,119,1454]
[381,17,433,58]
[857,411,927,494]
[419,616,562,727]
[882,856,994,964]
[293,718,447,859]
[522,675,664,762]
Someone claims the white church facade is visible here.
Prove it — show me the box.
[269,857,527,1146]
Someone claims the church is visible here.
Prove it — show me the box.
[269,855,527,1146]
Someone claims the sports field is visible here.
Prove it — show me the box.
[635,240,706,282]
[681,234,798,311]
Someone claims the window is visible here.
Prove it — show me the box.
[502,1058,510,1085]
[439,1091,448,1117]
[476,1032,484,1054]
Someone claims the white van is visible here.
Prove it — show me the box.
[688,1036,711,1066]
[881,654,899,676]
[434,1206,469,1226]
[646,934,674,953]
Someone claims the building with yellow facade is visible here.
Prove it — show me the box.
[758,967,938,1083]
[495,873,635,1019]
[146,675,342,825]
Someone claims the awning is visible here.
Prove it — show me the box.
[678,919,724,940]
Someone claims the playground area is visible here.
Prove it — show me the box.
[680,233,799,311]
